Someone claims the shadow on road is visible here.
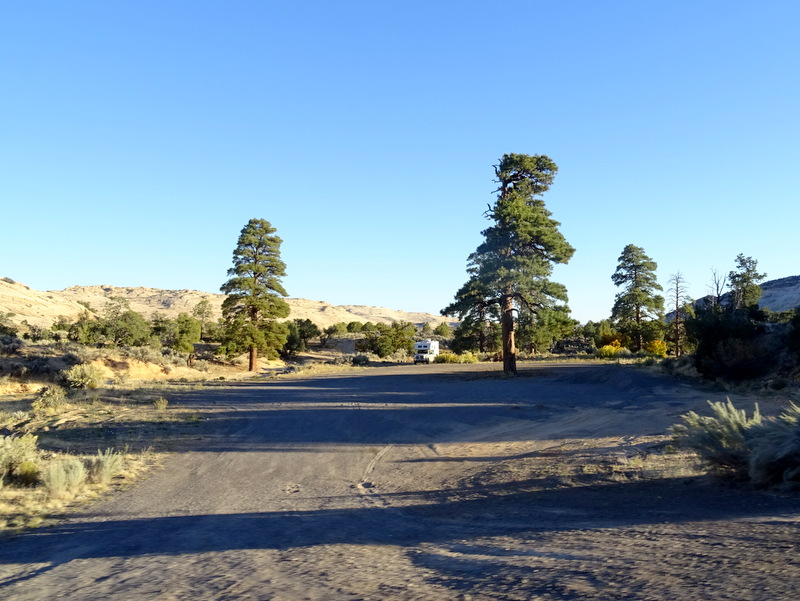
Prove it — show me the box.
[2,474,798,583]
[40,363,719,452]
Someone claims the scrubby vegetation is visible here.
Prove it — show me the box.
[672,399,800,489]
[434,352,479,364]
[355,321,416,358]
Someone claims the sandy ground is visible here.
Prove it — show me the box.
[1,362,798,600]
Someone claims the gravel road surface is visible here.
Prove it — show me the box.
[1,362,798,600]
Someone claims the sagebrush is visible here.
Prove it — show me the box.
[61,363,105,389]
[672,399,800,488]
[88,448,124,484]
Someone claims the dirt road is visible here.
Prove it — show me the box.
[1,362,799,600]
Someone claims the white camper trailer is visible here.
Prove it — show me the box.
[413,339,440,364]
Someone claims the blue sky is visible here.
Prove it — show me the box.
[2,1,798,323]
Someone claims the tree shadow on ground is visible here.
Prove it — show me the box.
[1,475,797,579]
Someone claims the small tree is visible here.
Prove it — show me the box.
[433,322,452,338]
[687,254,770,380]
[728,254,766,311]
[356,322,416,358]
[68,310,104,345]
[708,268,728,307]
[666,272,694,356]
[517,306,577,355]
[173,313,202,355]
[102,298,151,346]
[450,317,502,355]
[281,321,305,358]
[151,313,178,346]
[192,298,214,341]
[611,244,664,352]
[294,319,321,344]
[346,321,364,333]
[319,323,346,348]
[220,219,290,371]
[281,319,321,358]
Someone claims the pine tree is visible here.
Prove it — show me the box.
[220,219,290,371]
[728,254,766,310]
[611,244,664,352]
[444,154,574,374]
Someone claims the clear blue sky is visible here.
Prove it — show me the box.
[2,1,798,323]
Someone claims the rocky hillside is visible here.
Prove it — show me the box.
[759,275,800,312]
[690,275,800,314]
[0,279,453,330]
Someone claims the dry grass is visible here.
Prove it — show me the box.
[0,345,232,533]
[0,449,157,532]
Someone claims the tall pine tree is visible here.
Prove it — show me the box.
[220,219,290,371]
[443,153,575,374]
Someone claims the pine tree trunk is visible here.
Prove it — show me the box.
[249,345,257,372]
[501,293,517,375]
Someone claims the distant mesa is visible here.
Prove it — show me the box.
[694,275,800,313]
[0,281,453,329]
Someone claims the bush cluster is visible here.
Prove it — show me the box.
[355,322,416,358]
[1,432,124,496]
[42,458,87,498]
[686,304,779,381]
[351,354,370,366]
[0,433,39,485]
[61,363,105,389]
[0,335,23,356]
[434,352,479,364]
[31,386,67,414]
[671,399,800,488]
[595,340,632,359]
[642,339,668,357]
[87,448,124,484]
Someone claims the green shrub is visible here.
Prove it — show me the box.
[14,460,40,486]
[153,397,169,411]
[351,354,370,366]
[670,399,762,477]
[42,458,86,498]
[0,433,39,482]
[61,363,105,389]
[88,448,124,484]
[747,403,800,488]
[671,399,800,487]
[31,386,67,414]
